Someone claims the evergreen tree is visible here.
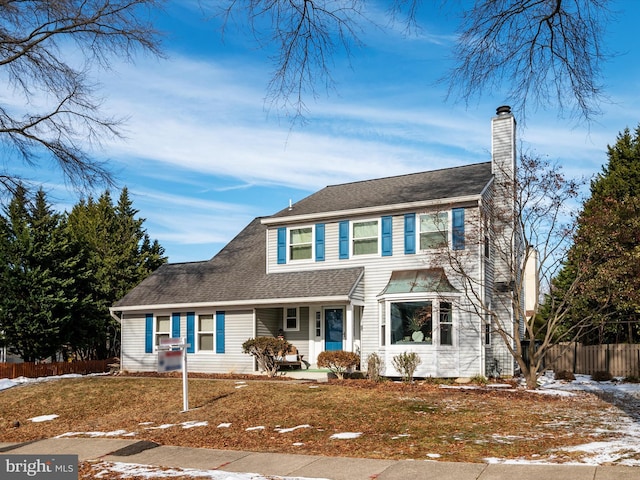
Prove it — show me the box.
[0,188,85,361]
[0,186,166,361]
[67,187,167,357]
[550,127,640,344]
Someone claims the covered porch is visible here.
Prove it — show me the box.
[254,303,364,370]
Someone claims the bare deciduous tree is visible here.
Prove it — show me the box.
[442,154,608,388]
[447,0,612,123]
[220,0,369,122]
[219,0,614,123]
[0,0,163,195]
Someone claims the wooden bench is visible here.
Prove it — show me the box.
[276,346,305,369]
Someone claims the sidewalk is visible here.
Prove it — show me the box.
[1,437,638,480]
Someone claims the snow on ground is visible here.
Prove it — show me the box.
[29,414,60,423]
[87,461,329,480]
[3,372,640,477]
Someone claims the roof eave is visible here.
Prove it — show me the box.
[110,295,353,313]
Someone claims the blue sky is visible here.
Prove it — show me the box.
[23,1,640,263]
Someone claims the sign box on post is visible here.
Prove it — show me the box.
[157,337,190,411]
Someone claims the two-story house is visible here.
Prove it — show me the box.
[110,106,521,379]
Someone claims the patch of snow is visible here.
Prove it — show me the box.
[245,426,265,432]
[275,425,311,434]
[329,432,362,440]
[426,453,441,458]
[89,461,330,479]
[235,384,248,389]
[0,378,18,391]
[217,423,232,428]
[57,430,130,438]
[29,414,59,423]
[146,424,175,430]
[181,421,208,429]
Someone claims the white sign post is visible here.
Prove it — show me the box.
[158,337,190,412]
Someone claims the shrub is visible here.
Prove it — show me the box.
[392,351,422,383]
[366,352,384,382]
[554,370,576,381]
[242,337,290,378]
[591,371,613,382]
[470,374,488,386]
[317,350,360,380]
[623,375,640,384]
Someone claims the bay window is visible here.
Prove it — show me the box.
[388,299,454,346]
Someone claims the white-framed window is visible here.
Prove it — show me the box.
[315,311,321,337]
[284,307,299,331]
[440,302,453,346]
[155,315,171,346]
[419,212,448,249]
[198,314,215,351]
[353,220,379,255]
[484,313,492,346]
[289,227,313,260]
[387,299,454,346]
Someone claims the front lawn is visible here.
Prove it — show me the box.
[0,376,623,463]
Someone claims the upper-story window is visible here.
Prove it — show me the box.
[420,213,448,249]
[290,227,312,260]
[353,220,378,255]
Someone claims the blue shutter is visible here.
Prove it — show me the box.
[171,313,180,339]
[216,311,225,354]
[145,313,153,353]
[315,223,325,261]
[339,221,349,259]
[381,216,393,256]
[186,312,195,353]
[404,213,416,254]
[452,208,465,250]
[277,227,287,264]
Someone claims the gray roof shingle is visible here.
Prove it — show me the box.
[270,162,492,218]
[114,162,492,309]
[114,218,364,308]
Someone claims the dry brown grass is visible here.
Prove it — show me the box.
[0,375,624,464]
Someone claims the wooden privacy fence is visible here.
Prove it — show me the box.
[545,343,640,377]
[0,359,110,379]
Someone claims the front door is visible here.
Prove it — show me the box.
[324,308,344,351]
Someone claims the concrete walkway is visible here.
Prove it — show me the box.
[1,438,638,479]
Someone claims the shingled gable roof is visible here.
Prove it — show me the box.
[113,217,364,309]
[268,161,493,219]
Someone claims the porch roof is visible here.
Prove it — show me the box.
[378,268,459,296]
[114,218,364,309]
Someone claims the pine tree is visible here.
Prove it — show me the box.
[67,187,167,357]
[0,188,83,361]
[550,127,640,344]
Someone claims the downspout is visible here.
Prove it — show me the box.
[478,196,486,378]
[109,308,123,372]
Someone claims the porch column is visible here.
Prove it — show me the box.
[345,304,354,352]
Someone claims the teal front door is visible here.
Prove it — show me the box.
[324,308,344,351]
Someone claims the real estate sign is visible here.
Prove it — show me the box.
[157,349,182,372]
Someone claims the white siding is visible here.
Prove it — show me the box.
[120,309,255,374]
